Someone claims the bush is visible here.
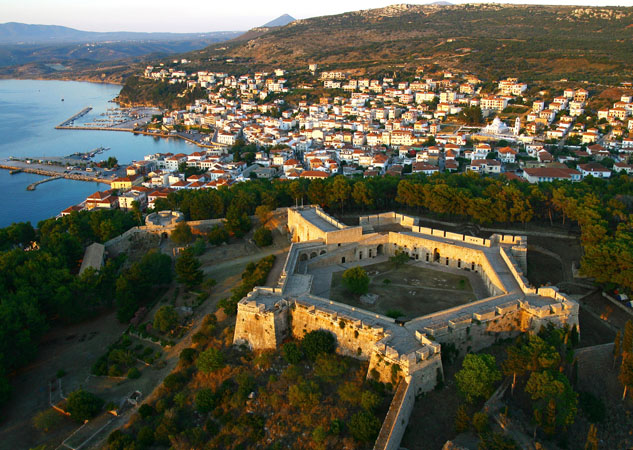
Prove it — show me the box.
[208,225,229,246]
[360,390,381,411]
[253,227,273,247]
[301,330,336,361]
[138,403,154,419]
[314,353,347,381]
[127,367,141,379]
[171,221,193,245]
[195,388,216,413]
[66,389,104,423]
[137,426,155,447]
[197,348,225,373]
[349,410,381,443]
[163,371,187,391]
[282,342,303,364]
[191,237,206,256]
[33,409,62,432]
[472,412,490,433]
[153,305,179,333]
[342,266,369,295]
[180,348,197,364]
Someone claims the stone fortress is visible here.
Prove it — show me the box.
[232,206,579,450]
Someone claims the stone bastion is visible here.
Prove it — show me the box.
[232,206,579,450]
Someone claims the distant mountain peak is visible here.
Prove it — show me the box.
[262,14,295,28]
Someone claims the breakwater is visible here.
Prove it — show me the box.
[27,176,62,191]
[56,107,92,128]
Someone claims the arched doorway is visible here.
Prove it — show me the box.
[377,244,384,255]
[300,254,308,262]
[320,250,326,255]
[310,252,317,259]
[433,248,440,262]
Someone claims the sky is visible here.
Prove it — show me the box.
[1,0,633,33]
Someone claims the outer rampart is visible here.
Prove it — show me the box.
[233,207,579,450]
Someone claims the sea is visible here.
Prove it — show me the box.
[0,79,193,227]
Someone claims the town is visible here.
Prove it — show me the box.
[61,63,633,216]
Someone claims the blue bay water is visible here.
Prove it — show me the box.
[0,79,195,227]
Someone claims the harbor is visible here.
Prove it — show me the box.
[55,106,160,131]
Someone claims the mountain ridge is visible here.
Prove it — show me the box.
[0,22,242,45]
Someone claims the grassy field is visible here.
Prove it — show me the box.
[330,261,476,320]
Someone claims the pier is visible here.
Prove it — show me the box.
[27,176,62,191]
[56,107,93,128]
[0,163,110,185]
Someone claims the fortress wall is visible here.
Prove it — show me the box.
[290,302,387,360]
[394,213,417,228]
[410,226,490,247]
[359,213,391,227]
[373,378,416,450]
[315,206,347,229]
[387,232,505,295]
[431,308,528,354]
[324,226,364,245]
[500,247,536,295]
[287,208,327,242]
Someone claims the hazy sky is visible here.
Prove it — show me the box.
[2,0,633,33]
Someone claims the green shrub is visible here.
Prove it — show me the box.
[197,348,225,373]
[138,403,154,419]
[153,305,179,333]
[301,330,336,361]
[282,342,303,364]
[195,388,216,413]
[66,389,104,423]
[342,266,369,295]
[127,367,141,379]
[207,225,229,245]
[180,348,197,364]
[33,409,62,432]
[253,227,273,247]
[349,410,381,443]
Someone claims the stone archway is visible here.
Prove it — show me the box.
[310,252,317,259]
[300,254,308,262]
[377,244,384,255]
[433,248,440,262]
[320,250,326,255]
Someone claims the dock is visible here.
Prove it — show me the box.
[27,176,62,191]
[56,107,93,128]
[0,163,110,185]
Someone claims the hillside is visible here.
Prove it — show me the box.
[175,3,633,84]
